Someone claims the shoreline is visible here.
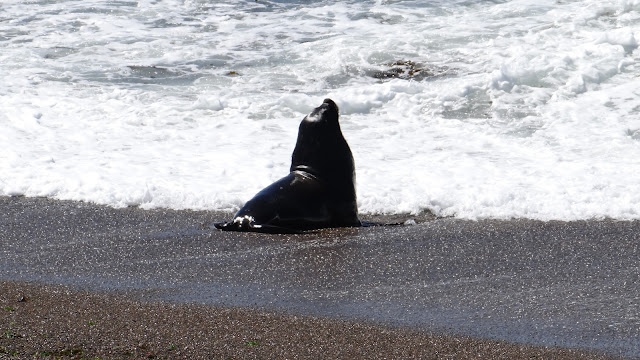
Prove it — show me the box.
[0,280,622,359]
[1,196,639,358]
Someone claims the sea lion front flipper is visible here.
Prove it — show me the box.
[213,217,304,234]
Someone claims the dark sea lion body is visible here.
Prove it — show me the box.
[216,99,360,233]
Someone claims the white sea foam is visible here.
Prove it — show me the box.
[1,0,639,220]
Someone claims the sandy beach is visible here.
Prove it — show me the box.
[0,280,621,359]
[1,196,639,359]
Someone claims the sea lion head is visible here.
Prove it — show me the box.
[304,98,339,125]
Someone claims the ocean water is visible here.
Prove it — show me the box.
[1,0,639,220]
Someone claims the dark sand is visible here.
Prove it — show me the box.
[1,196,639,359]
[1,280,620,360]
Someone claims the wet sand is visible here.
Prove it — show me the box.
[1,196,639,359]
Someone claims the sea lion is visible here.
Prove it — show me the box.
[215,98,360,233]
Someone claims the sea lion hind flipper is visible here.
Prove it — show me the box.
[360,220,405,227]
